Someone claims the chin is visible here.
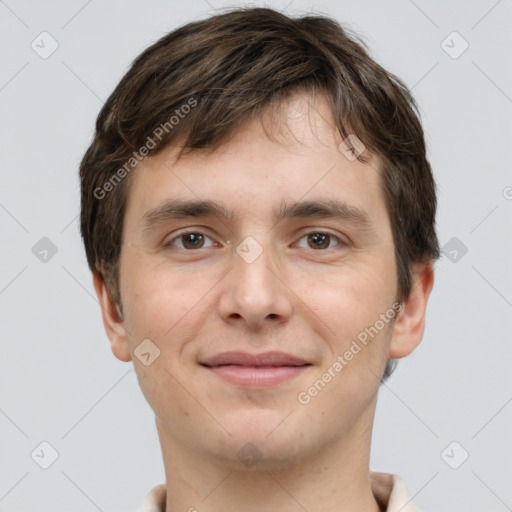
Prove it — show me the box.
[224,407,294,436]
[210,434,307,473]
[209,412,307,462]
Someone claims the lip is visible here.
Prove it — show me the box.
[200,351,309,367]
[204,365,310,387]
[200,351,311,388]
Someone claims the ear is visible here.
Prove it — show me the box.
[389,260,435,359]
[92,271,132,362]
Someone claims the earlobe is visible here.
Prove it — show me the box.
[92,271,132,362]
[389,260,435,359]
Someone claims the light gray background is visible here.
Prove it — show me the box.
[1,1,511,511]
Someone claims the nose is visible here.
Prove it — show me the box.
[217,238,293,331]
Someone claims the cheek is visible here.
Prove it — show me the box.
[295,269,394,423]
[121,256,217,343]
[298,265,392,339]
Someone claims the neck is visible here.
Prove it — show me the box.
[155,398,382,512]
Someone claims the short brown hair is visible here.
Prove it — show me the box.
[79,6,440,382]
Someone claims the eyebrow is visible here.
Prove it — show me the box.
[141,197,374,233]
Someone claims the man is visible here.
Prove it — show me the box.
[79,7,440,512]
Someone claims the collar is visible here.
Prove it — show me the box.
[136,471,421,512]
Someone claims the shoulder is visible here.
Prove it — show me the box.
[370,471,423,512]
[134,483,166,512]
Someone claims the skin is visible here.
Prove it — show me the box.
[94,90,434,512]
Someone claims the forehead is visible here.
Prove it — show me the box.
[123,91,388,231]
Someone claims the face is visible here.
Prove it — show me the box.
[96,91,430,467]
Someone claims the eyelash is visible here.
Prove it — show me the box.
[164,230,346,252]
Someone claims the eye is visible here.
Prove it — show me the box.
[295,231,344,250]
[164,230,345,251]
[165,231,216,250]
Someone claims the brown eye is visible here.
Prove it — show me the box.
[296,232,343,251]
[308,233,330,249]
[181,233,205,249]
[166,232,215,250]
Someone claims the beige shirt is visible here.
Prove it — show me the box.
[136,471,422,512]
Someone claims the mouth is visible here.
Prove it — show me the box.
[199,351,312,388]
